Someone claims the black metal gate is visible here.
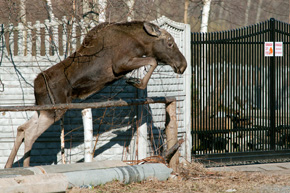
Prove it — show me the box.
[192,18,290,164]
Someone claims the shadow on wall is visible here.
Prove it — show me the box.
[12,80,165,167]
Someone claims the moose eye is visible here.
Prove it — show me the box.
[168,42,174,48]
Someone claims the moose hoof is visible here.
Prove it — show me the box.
[126,78,141,86]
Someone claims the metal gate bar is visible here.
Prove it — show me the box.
[192,18,290,163]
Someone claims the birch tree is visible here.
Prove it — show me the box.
[200,0,211,33]
[200,0,211,112]
[126,0,135,22]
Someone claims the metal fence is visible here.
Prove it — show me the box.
[192,18,290,163]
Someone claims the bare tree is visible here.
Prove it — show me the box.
[244,0,252,26]
[184,0,189,24]
[256,0,263,23]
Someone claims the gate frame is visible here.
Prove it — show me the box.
[192,18,290,165]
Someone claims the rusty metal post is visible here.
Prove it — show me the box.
[165,100,179,172]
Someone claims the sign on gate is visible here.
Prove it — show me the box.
[275,42,283,56]
[265,42,283,57]
[265,42,274,56]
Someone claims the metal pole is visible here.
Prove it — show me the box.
[269,18,276,150]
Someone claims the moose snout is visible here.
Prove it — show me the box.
[176,60,187,74]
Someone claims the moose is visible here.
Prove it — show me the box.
[5,21,187,168]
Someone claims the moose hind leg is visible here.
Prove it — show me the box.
[23,110,65,167]
[5,112,38,168]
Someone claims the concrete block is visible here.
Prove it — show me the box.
[0,173,68,193]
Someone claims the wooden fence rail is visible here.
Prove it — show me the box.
[0,96,180,171]
[0,97,176,112]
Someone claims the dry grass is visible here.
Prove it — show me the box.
[67,162,290,193]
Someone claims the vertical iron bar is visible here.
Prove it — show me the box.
[213,32,216,154]
[193,33,196,155]
[269,18,276,150]
[260,21,264,150]
[238,28,241,152]
[211,33,215,154]
[283,24,289,149]
[231,30,234,153]
[242,27,246,152]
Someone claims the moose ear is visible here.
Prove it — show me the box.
[143,22,161,37]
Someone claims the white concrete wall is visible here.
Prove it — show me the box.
[0,16,191,168]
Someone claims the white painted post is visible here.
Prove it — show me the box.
[8,24,14,55]
[62,16,68,57]
[26,22,32,56]
[35,20,41,56]
[82,108,93,162]
[137,69,148,160]
[52,18,59,55]
[18,22,24,56]
[44,19,50,56]
[71,19,77,52]
[137,107,147,160]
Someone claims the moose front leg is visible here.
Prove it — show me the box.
[121,57,158,89]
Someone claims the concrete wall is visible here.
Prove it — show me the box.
[0,16,191,168]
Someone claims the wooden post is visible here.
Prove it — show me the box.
[165,100,179,172]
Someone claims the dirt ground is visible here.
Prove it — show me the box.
[67,162,290,193]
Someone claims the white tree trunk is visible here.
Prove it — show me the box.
[44,0,55,21]
[200,0,211,33]
[126,0,135,22]
[200,0,211,111]
[98,0,107,23]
